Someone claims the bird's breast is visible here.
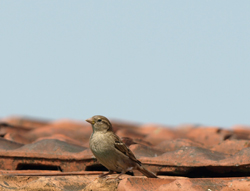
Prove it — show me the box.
[89,132,115,155]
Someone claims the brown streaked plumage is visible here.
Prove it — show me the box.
[86,115,158,179]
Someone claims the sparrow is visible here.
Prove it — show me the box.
[86,115,158,179]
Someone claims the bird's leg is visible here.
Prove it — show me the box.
[99,170,115,178]
[107,170,126,180]
[92,170,115,181]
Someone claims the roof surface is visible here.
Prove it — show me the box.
[0,116,250,190]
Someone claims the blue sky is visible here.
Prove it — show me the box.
[0,1,249,127]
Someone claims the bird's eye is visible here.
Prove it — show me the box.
[97,119,102,122]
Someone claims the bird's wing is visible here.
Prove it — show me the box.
[113,134,141,165]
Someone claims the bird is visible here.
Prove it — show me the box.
[86,115,158,179]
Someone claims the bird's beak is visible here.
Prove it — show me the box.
[86,118,94,124]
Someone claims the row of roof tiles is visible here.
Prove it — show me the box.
[0,116,250,190]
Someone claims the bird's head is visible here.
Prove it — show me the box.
[86,115,113,132]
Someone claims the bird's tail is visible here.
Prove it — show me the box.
[137,165,158,178]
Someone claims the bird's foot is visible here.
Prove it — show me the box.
[98,171,115,179]
[106,173,124,181]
